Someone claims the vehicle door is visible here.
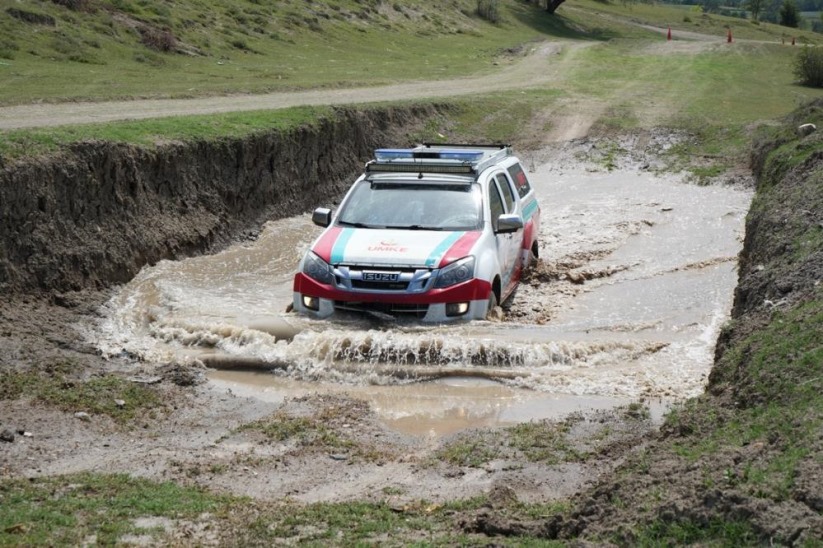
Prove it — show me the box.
[490,172,524,299]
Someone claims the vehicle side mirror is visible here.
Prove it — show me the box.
[496,214,523,234]
[312,207,332,228]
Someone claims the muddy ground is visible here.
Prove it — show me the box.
[1,103,821,544]
[0,130,661,503]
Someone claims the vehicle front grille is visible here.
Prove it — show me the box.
[334,301,429,319]
[335,266,433,293]
[349,280,410,291]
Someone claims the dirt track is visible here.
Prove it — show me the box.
[0,25,732,132]
[0,42,581,130]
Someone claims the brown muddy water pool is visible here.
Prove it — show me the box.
[87,159,752,437]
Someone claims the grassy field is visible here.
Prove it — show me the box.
[0,0,819,105]
[1,0,822,165]
[0,0,591,105]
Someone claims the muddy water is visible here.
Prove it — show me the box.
[90,159,751,436]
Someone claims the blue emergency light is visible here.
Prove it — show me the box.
[374,148,484,163]
[374,149,415,161]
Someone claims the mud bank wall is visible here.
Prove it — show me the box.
[0,105,442,295]
[713,102,823,340]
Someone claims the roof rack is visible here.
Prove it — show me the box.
[366,143,512,176]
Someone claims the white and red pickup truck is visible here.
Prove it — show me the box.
[293,143,540,322]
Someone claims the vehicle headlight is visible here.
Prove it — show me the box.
[302,252,335,284]
[434,256,475,288]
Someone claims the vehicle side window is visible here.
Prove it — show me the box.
[495,173,516,213]
[507,162,532,199]
[489,180,505,231]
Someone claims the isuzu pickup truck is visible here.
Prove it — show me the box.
[293,143,540,322]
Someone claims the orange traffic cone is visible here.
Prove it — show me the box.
[667,27,672,41]
[727,28,733,43]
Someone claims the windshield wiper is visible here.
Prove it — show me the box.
[338,220,378,229]
[384,225,444,231]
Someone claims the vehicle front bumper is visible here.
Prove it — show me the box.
[292,273,492,322]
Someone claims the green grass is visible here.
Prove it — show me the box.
[665,301,822,500]
[0,364,164,424]
[632,516,760,546]
[0,474,568,545]
[0,0,589,105]
[0,105,331,159]
[436,88,564,143]
[2,0,823,174]
[559,38,823,174]
[570,41,823,127]
[239,496,566,545]
[0,473,234,545]
[435,433,501,467]
[433,417,588,468]
[571,0,821,43]
[244,412,352,449]
[507,420,583,464]
[237,406,389,462]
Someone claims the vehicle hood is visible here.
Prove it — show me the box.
[312,227,481,268]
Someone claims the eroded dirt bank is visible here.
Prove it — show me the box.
[496,104,822,544]
[0,105,445,295]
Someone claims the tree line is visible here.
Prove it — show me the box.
[662,0,811,28]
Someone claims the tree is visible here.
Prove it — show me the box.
[521,0,566,15]
[747,0,766,20]
[780,0,800,26]
[703,0,721,13]
[794,46,823,86]
[546,0,565,14]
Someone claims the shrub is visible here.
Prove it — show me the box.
[51,0,91,11]
[794,47,823,87]
[476,0,500,23]
[139,26,177,52]
[231,39,250,51]
[6,8,56,26]
[0,39,19,60]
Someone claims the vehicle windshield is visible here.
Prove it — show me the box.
[337,181,482,231]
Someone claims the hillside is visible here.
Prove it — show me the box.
[0,0,566,104]
[2,0,821,106]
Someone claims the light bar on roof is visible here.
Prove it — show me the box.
[366,162,474,174]
[374,149,415,161]
[437,150,484,161]
[373,148,485,163]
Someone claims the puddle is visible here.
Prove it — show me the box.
[89,157,752,436]
[209,370,669,438]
